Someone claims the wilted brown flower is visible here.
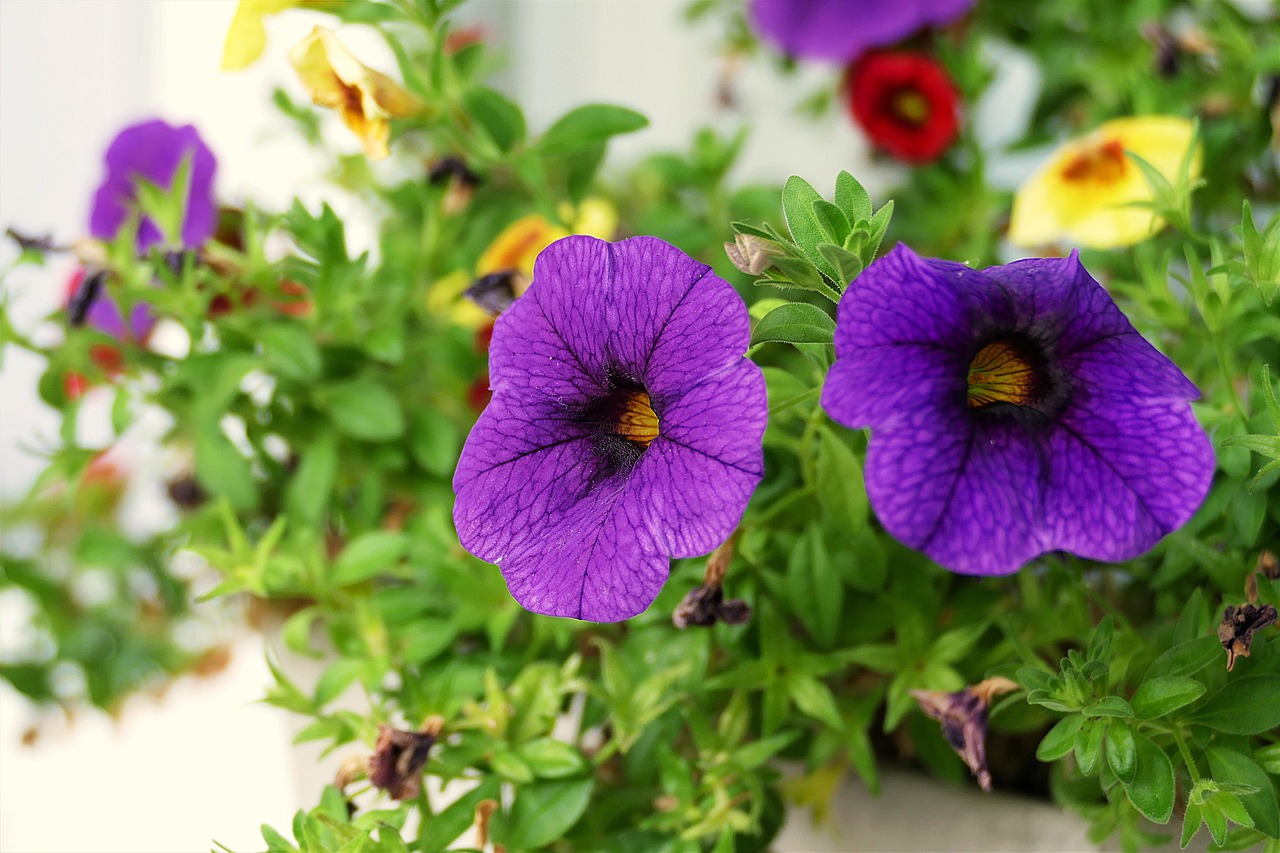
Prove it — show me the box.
[1217,604,1278,672]
[911,677,1020,792]
[672,538,750,628]
[368,717,444,800]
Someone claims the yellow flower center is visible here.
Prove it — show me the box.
[1059,138,1128,185]
[967,340,1041,409]
[609,390,660,448]
[893,90,931,125]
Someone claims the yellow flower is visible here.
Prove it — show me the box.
[221,0,300,72]
[476,214,570,279]
[288,26,424,160]
[426,270,490,328]
[561,197,618,241]
[1008,116,1200,250]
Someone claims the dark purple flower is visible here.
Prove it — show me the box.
[453,235,766,622]
[89,119,217,251]
[750,0,975,64]
[821,245,1213,575]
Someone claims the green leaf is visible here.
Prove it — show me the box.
[501,777,594,849]
[1075,719,1105,775]
[537,104,647,155]
[811,199,851,245]
[750,302,835,346]
[313,659,364,707]
[732,730,800,770]
[1105,723,1138,784]
[1125,734,1176,824]
[815,427,869,537]
[415,778,500,852]
[1131,676,1206,719]
[410,414,461,478]
[1082,696,1133,718]
[782,176,840,282]
[834,170,873,223]
[1255,743,1280,775]
[787,525,841,648]
[260,324,321,381]
[195,429,258,510]
[1036,715,1084,762]
[320,381,405,442]
[1145,636,1221,681]
[285,434,338,527]
[1181,801,1203,849]
[517,739,588,780]
[1207,746,1280,839]
[331,531,408,586]
[817,243,864,284]
[463,86,526,153]
[1192,676,1280,734]
[491,750,535,784]
[787,673,843,730]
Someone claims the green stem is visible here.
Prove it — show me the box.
[1172,728,1202,784]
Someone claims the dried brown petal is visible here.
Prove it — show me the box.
[672,583,750,629]
[474,799,498,849]
[1218,604,1278,672]
[912,678,1019,792]
[1258,550,1279,580]
[368,716,444,800]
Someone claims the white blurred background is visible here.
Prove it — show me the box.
[0,3,1083,851]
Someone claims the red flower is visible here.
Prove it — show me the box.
[845,51,960,164]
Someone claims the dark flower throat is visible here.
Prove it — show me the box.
[580,381,660,475]
[966,337,1057,415]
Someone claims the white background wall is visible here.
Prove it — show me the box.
[0,3,1082,851]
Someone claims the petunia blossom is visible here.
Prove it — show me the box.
[453,235,767,622]
[1008,116,1199,250]
[845,50,960,164]
[750,0,975,64]
[89,119,218,252]
[821,245,1213,575]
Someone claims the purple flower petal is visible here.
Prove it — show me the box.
[454,235,767,622]
[824,243,1214,575]
[750,0,976,64]
[89,119,217,252]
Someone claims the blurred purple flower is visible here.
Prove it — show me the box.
[64,267,155,342]
[750,0,975,64]
[453,235,766,622]
[89,119,217,251]
[821,245,1213,574]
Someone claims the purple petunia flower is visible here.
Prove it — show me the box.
[821,245,1214,575]
[750,0,976,64]
[453,235,767,622]
[65,268,156,342]
[89,119,217,251]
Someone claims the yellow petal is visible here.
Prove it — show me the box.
[287,26,423,160]
[1009,116,1198,250]
[221,0,298,71]
[477,215,570,278]
[426,270,490,328]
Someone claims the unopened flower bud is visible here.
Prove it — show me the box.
[725,233,779,276]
